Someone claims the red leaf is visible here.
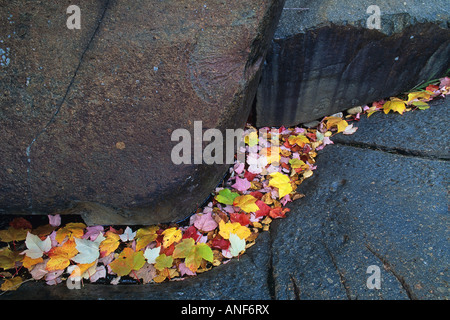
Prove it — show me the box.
[255,200,271,218]
[250,191,263,200]
[229,213,250,226]
[182,226,201,242]
[269,207,290,219]
[244,170,258,182]
[210,237,230,250]
[9,217,32,230]
[161,243,175,256]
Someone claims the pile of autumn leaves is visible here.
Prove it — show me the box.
[0,77,448,291]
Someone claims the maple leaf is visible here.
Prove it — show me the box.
[154,253,174,271]
[173,238,213,272]
[0,276,23,291]
[72,235,104,264]
[215,188,239,205]
[218,221,251,240]
[119,226,136,242]
[406,91,432,104]
[323,116,349,133]
[23,232,52,259]
[143,246,161,264]
[289,158,307,170]
[233,195,259,213]
[231,176,251,193]
[131,263,156,284]
[162,227,182,248]
[48,214,61,227]
[0,226,29,243]
[383,98,406,114]
[0,247,22,270]
[55,222,86,244]
[135,226,159,251]
[193,212,218,232]
[22,255,44,269]
[229,233,246,257]
[109,248,145,276]
[269,207,290,219]
[99,231,120,257]
[153,267,179,283]
[255,200,271,218]
[288,134,310,147]
[46,239,78,271]
[268,172,293,198]
[230,212,250,226]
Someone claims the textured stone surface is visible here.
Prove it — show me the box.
[255,0,450,127]
[0,0,285,225]
[2,98,448,301]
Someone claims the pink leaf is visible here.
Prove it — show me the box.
[47,214,61,227]
[231,176,251,193]
[193,212,218,232]
[179,262,196,276]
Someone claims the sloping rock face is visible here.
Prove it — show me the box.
[255,0,450,127]
[0,0,285,225]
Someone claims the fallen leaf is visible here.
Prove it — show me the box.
[233,195,259,213]
[154,254,174,271]
[143,246,161,264]
[46,239,78,271]
[161,227,182,248]
[72,236,104,264]
[268,172,293,198]
[231,176,251,193]
[135,226,159,251]
[0,248,22,270]
[23,232,52,259]
[215,188,239,205]
[119,226,136,242]
[193,213,218,232]
[0,276,23,291]
[99,231,120,257]
[229,233,246,257]
[109,248,145,276]
[173,238,213,272]
[55,222,86,244]
[383,98,406,114]
[0,227,29,243]
[218,221,251,240]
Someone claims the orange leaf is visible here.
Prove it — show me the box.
[99,231,120,257]
[46,239,78,271]
[55,222,86,244]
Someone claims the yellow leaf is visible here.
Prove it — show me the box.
[219,221,251,240]
[22,256,43,270]
[161,227,182,248]
[0,277,23,291]
[406,91,432,104]
[135,226,159,251]
[383,99,406,114]
[268,172,293,198]
[99,231,120,257]
[259,147,281,164]
[323,116,348,133]
[55,222,86,244]
[233,195,259,213]
[288,134,310,147]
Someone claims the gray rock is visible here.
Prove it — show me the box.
[255,0,450,127]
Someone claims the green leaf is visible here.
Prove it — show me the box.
[154,254,173,271]
[411,100,430,110]
[173,238,213,272]
[215,188,239,205]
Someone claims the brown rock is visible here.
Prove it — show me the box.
[0,0,285,225]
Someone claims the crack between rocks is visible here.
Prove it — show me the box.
[266,229,277,300]
[365,243,418,300]
[334,140,449,162]
[25,1,111,209]
[322,242,352,300]
[289,274,301,300]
